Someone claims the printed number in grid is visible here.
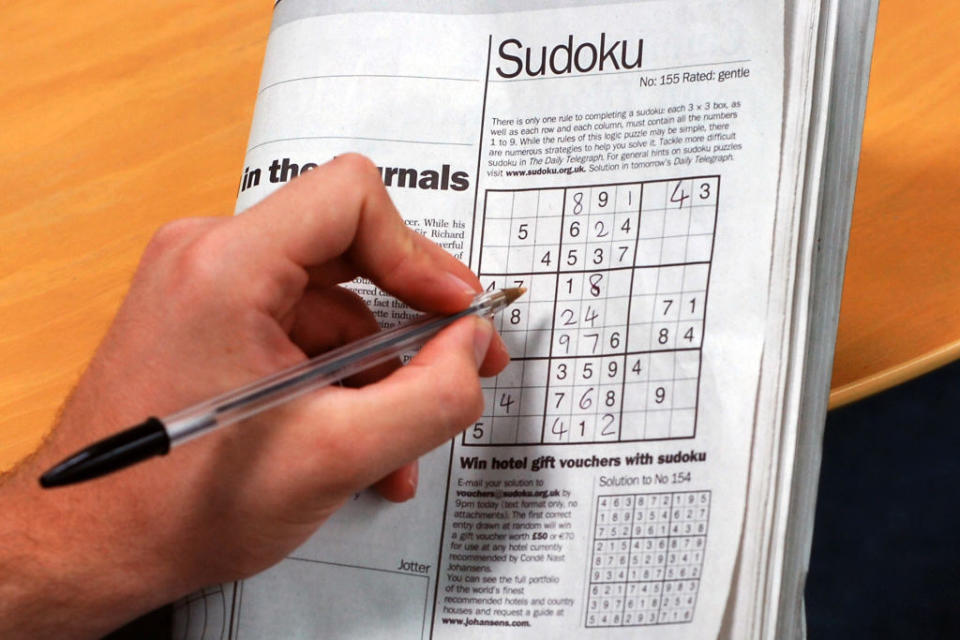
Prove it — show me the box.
[586,491,711,628]
[466,178,718,446]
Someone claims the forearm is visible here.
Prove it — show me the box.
[0,400,186,639]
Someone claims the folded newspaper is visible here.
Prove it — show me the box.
[174,1,878,637]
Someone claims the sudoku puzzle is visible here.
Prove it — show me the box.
[465,177,719,446]
[585,491,711,627]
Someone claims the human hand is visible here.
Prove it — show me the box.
[0,154,508,639]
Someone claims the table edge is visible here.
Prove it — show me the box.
[829,339,960,409]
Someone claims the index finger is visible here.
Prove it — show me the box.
[230,154,480,313]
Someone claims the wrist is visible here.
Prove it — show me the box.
[0,426,190,639]
[0,468,188,639]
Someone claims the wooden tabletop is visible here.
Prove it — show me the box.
[1,1,957,472]
[828,3,960,405]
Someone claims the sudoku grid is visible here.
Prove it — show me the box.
[585,491,711,628]
[464,177,718,446]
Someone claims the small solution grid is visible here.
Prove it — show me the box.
[585,491,711,628]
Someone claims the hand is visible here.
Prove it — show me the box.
[0,154,509,639]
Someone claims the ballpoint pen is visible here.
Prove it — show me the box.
[39,287,525,488]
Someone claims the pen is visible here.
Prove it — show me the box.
[39,287,525,488]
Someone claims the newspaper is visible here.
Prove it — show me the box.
[177,1,790,637]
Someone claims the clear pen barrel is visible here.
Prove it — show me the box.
[163,306,480,445]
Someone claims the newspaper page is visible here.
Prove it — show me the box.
[176,1,786,638]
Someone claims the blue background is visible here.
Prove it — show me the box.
[806,359,960,638]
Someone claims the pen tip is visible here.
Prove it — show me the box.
[502,287,526,305]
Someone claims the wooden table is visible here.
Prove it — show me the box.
[1,2,956,471]
[828,4,960,405]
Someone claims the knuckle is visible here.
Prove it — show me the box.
[171,227,228,291]
[332,152,380,181]
[146,218,207,256]
[247,260,308,316]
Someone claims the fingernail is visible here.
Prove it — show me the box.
[473,317,494,367]
[445,272,479,299]
[492,331,511,363]
[406,462,419,497]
